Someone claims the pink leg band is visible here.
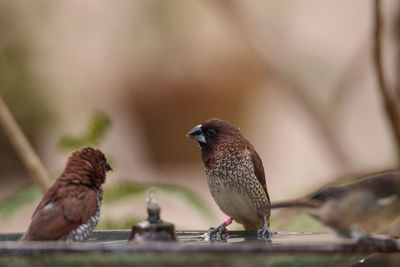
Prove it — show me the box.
[224,217,233,226]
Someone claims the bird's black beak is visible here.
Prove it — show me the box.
[187,124,206,144]
[106,163,113,172]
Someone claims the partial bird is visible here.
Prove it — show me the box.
[21,147,112,241]
[271,171,400,239]
[187,118,271,239]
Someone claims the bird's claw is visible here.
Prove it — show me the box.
[257,229,272,241]
[209,222,227,235]
[205,222,228,241]
[257,216,272,241]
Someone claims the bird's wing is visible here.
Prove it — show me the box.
[63,186,98,223]
[247,145,270,203]
[352,172,400,199]
[309,172,400,202]
[22,185,98,241]
[309,186,346,202]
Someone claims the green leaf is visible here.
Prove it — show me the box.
[157,184,214,220]
[86,112,111,143]
[96,217,142,230]
[59,111,110,150]
[103,181,214,220]
[103,182,148,203]
[0,184,41,217]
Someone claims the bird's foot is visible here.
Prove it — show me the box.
[204,220,230,242]
[209,222,227,236]
[257,216,272,241]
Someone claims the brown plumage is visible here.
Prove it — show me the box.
[270,171,400,238]
[187,118,271,235]
[21,147,112,241]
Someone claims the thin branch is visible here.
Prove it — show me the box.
[394,2,400,116]
[373,0,400,165]
[0,95,51,192]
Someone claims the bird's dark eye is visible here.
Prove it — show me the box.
[101,160,112,172]
[206,129,216,136]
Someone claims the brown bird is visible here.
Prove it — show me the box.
[20,147,112,241]
[270,171,400,239]
[187,118,271,238]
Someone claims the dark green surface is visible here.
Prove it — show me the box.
[0,253,363,267]
[1,231,395,267]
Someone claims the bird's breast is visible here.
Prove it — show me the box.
[59,191,102,242]
[205,153,269,225]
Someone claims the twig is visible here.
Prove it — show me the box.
[0,95,50,192]
[394,2,400,120]
[393,2,400,121]
[373,0,400,165]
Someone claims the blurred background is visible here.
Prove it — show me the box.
[1,0,400,233]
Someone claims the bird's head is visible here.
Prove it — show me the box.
[187,118,244,156]
[65,147,112,187]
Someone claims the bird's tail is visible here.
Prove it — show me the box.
[270,199,322,209]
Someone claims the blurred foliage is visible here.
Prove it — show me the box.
[104,181,214,220]
[0,180,214,228]
[282,213,327,233]
[271,210,328,233]
[0,185,41,218]
[0,110,214,229]
[97,217,142,230]
[59,112,111,150]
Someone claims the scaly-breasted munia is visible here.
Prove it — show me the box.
[21,147,112,241]
[271,171,400,239]
[187,118,271,238]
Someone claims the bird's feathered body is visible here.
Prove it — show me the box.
[205,144,270,229]
[188,118,270,231]
[271,171,400,238]
[21,147,111,241]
